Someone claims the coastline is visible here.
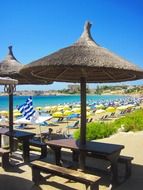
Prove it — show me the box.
[0,91,141,97]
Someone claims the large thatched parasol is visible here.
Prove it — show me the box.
[0,46,52,85]
[0,46,52,152]
[20,21,143,168]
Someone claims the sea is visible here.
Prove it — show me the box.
[0,95,128,111]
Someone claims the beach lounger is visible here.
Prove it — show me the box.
[66,120,79,129]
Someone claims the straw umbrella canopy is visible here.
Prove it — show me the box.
[0,46,52,127]
[0,46,52,85]
[20,21,143,168]
[0,47,52,152]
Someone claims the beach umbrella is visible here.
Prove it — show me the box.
[106,106,116,113]
[96,104,105,109]
[13,112,22,117]
[86,111,92,118]
[43,106,51,112]
[50,106,58,113]
[63,110,73,116]
[52,111,63,118]
[63,105,71,111]
[95,109,106,114]
[57,106,64,111]
[20,21,143,169]
[0,47,52,153]
[0,46,53,85]
[71,107,81,114]
[0,110,9,115]
[117,105,127,111]
[35,106,43,111]
[126,104,135,108]
[0,46,52,130]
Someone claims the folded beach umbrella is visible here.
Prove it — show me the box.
[20,21,143,169]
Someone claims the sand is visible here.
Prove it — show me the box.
[0,130,143,190]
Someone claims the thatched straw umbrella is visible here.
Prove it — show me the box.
[20,21,143,168]
[0,46,52,151]
[0,46,52,85]
[0,46,53,123]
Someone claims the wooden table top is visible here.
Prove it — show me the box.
[46,139,124,155]
[0,127,35,139]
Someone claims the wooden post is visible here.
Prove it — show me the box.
[5,84,16,152]
[80,77,86,145]
[9,90,14,152]
[79,77,86,170]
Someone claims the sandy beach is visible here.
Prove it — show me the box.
[0,129,143,190]
[0,98,143,190]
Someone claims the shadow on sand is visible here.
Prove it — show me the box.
[0,174,41,190]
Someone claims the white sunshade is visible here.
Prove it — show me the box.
[14,115,52,125]
[0,77,18,85]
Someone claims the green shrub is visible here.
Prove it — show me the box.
[114,109,143,132]
[73,109,143,141]
[73,121,117,141]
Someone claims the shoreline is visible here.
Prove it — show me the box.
[0,92,141,97]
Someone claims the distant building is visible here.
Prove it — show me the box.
[68,84,89,93]
[68,85,80,92]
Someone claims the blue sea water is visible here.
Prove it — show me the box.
[0,95,127,111]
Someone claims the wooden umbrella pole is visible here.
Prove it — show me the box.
[8,86,14,152]
[79,77,86,170]
[4,84,16,152]
[9,93,13,132]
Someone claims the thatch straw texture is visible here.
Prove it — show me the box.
[20,21,143,83]
[0,46,52,85]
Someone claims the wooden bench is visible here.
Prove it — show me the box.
[29,140,47,159]
[0,148,10,170]
[118,155,133,178]
[86,152,133,179]
[31,160,101,190]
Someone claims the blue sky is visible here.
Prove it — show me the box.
[0,0,143,91]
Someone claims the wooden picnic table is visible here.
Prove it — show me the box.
[0,127,35,162]
[46,139,124,185]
